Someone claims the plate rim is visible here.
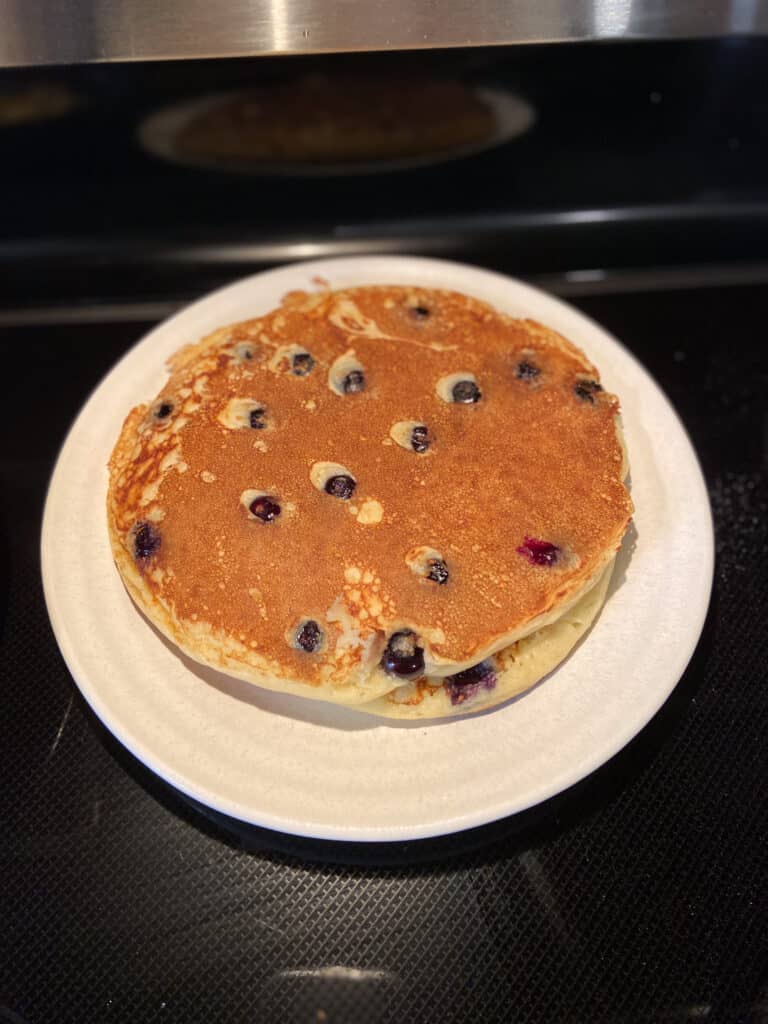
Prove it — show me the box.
[40,255,714,842]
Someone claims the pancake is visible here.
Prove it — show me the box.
[107,284,633,718]
[174,76,498,166]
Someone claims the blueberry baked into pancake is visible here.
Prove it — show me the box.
[107,285,633,719]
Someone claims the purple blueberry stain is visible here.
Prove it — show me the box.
[132,521,161,562]
[342,370,366,394]
[445,661,497,706]
[574,379,604,403]
[516,536,561,567]
[324,474,356,500]
[451,379,481,404]
[410,425,430,453]
[249,495,281,522]
[292,352,315,377]
[426,558,449,585]
[411,305,431,320]
[515,361,540,381]
[295,619,323,653]
[382,631,425,678]
[248,407,267,429]
[154,401,173,420]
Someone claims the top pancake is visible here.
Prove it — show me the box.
[108,285,632,706]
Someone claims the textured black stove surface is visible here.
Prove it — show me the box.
[1,285,767,1023]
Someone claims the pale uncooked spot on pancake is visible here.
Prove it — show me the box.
[353,499,384,525]
[170,416,189,435]
[160,449,188,473]
[108,283,633,717]
[139,479,160,507]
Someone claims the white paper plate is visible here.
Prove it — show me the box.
[41,257,713,842]
[137,87,534,176]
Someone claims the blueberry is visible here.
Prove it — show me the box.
[451,380,481,404]
[235,343,256,362]
[248,407,267,429]
[296,619,323,653]
[516,536,561,567]
[410,425,430,453]
[292,352,315,376]
[382,631,425,678]
[249,496,281,522]
[574,379,603,403]
[132,521,161,561]
[342,370,366,394]
[445,661,497,706]
[154,401,173,419]
[515,361,540,381]
[427,559,449,585]
[411,306,430,319]
[324,475,356,500]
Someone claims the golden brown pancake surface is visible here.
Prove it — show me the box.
[108,285,632,713]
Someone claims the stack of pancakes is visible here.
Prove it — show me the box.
[108,285,632,719]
